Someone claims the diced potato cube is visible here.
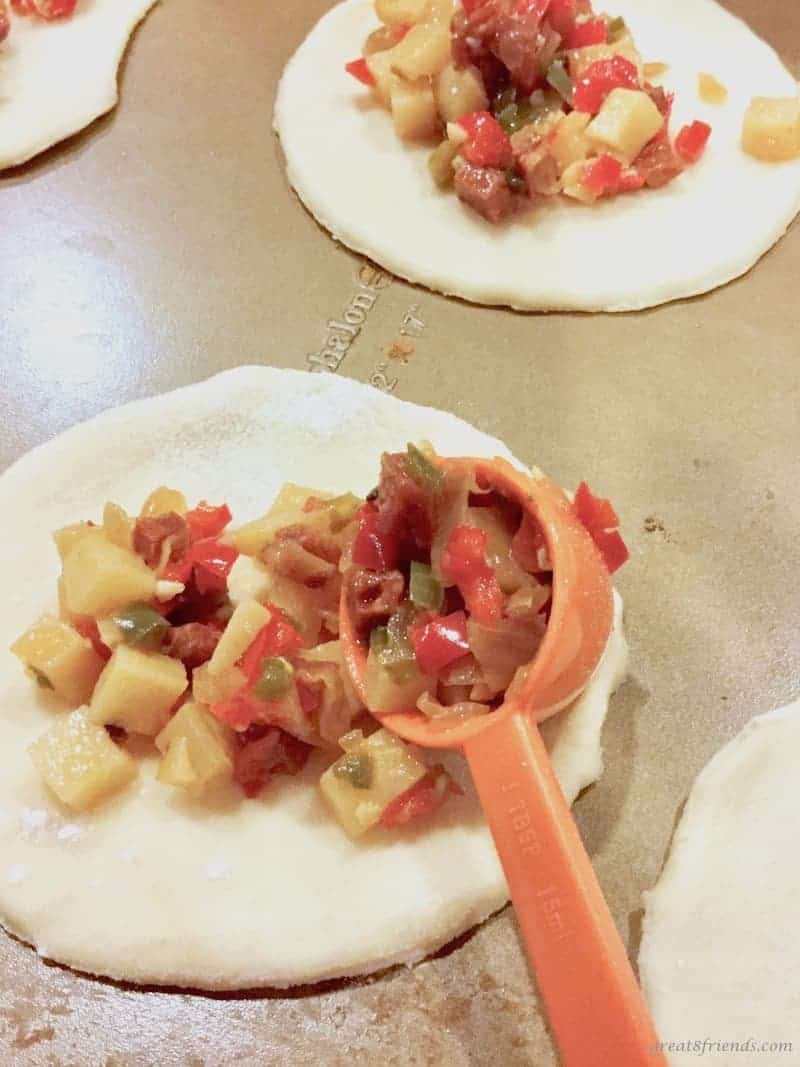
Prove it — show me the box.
[30,709,136,810]
[12,616,105,705]
[232,484,330,557]
[425,0,455,23]
[365,645,434,714]
[391,77,440,141]
[435,63,488,123]
[61,532,156,618]
[319,728,427,837]
[89,645,187,736]
[698,72,728,106]
[157,735,200,789]
[429,139,459,188]
[561,160,595,202]
[366,47,398,107]
[102,502,134,552]
[549,110,592,172]
[192,661,247,706]
[390,21,450,80]
[140,486,187,518]
[586,88,664,164]
[363,25,402,57]
[375,0,427,26]
[207,600,271,677]
[96,617,125,651]
[742,96,800,162]
[53,522,94,563]
[155,702,234,789]
[227,556,320,644]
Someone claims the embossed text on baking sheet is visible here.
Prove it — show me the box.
[307,263,391,374]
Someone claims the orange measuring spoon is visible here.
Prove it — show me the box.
[341,457,666,1067]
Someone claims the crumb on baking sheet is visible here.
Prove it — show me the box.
[385,337,415,363]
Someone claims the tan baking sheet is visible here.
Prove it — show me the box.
[0,0,798,1063]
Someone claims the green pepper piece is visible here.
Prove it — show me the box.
[30,667,53,690]
[496,101,519,134]
[409,561,444,612]
[112,603,170,650]
[546,60,573,105]
[378,603,421,682]
[373,623,392,657]
[386,603,417,661]
[405,443,444,492]
[333,752,373,790]
[607,15,627,41]
[254,656,294,700]
[493,86,516,115]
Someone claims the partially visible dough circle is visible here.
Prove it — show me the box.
[0,0,158,170]
[640,699,800,1065]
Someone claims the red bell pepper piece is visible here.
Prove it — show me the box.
[410,611,470,675]
[439,524,504,625]
[573,55,639,114]
[0,2,9,42]
[14,0,75,15]
[513,0,550,16]
[73,617,113,662]
[162,557,194,585]
[589,527,629,574]
[674,120,711,164]
[239,609,305,686]
[352,504,399,571]
[462,0,486,13]
[573,482,629,574]
[458,111,514,169]
[211,690,266,731]
[582,154,623,197]
[392,22,411,42]
[545,0,576,37]
[574,481,619,531]
[184,502,232,542]
[380,766,462,828]
[186,538,238,595]
[565,17,607,49]
[34,0,76,15]
[345,57,376,87]
[617,167,646,192]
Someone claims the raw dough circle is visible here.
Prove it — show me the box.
[0,0,158,170]
[0,367,627,989]
[275,0,800,312]
[640,700,800,1065]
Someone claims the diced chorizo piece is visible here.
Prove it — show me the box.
[454,162,516,223]
[133,512,189,568]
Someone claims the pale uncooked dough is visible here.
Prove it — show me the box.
[275,0,800,312]
[639,700,800,1066]
[0,367,627,988]
[0,0,158,170]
